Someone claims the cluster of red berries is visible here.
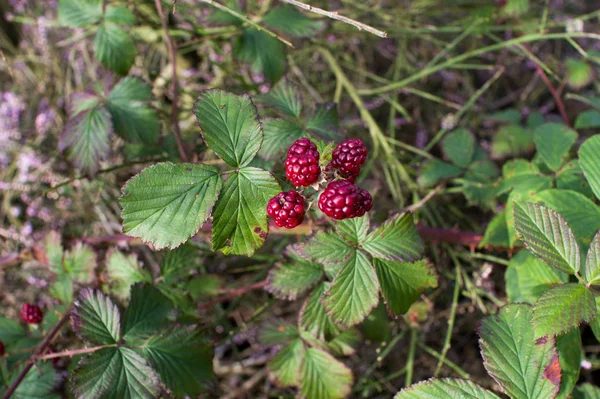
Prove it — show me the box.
[267,138,372,229]
[20,303,44,324]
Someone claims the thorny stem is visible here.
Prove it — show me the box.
[36,345,113,360]
[434,256,461,377]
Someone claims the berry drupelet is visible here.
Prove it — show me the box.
[20,303,43,324]
[267,190,306,229]
[318,180,372,220]
[328,139,368,181]
[284,138,321,187]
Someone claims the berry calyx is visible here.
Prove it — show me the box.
[267,190,306,229]
[284,138,321,187]
[328,139,368,181]
[318,180,373,220]
[20,303,43,324]
[0,340,5,356]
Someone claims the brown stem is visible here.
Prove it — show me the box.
[198,280,267,311]
[36,345,110,360]
[2,306,73,399]
[416,225,483,248]
[155,0,189,162]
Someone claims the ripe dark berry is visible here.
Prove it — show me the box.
[284,138,321,187]
[267,190,306,229]
[0,340,5,356]
[20,303,43,324]
[318,180,373,220]
[328,139,368,181]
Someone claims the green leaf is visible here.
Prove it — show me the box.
[59,104,112,175]
[300,348,352,399]
[259,118,305,160]
[211,167,281,256]
[300,232,354,278]
[417,159,462,189]
[62,242,96,283]
[336,215,369,245]
[584,231,600,285]
[233,28,286,85]
[395,378,501,399]
[556,329,582,399]
[533,123,578,171]
[142,326,213,397]
[501,0,529,17]
[72,289,120,344]
[574,384,600,399]
[43,231,63,270]
[50,275,73,304]
[107,77,159,144]
[266,245,323,300]
[305,103,343,141]
[579,135,600,201]
[323,250,379,327]
[479,304,561,399]
[120,162,222,250]
[94,21,137,76]
[556,161,595,199]
[9,362,59,399]
[105,250,152,300]
[327,329,360,356]
[533,283,597,338]
[193,90,263,167]
[491,124,534,159]
[160,243,198,282]
[0,317,26,346]
[442,128,475,168]
[575,110,600,129]
[257,78,302,117]
[259,320,298,345]
[514,202,581,274]
[505,250,568,304]
[565,59,594,89]
[263,5,325,37]
[71,347,159,399]
[480,210,509,248]
[299,282,340,341]
[363,213,424,262]
[268,338,305,387]
[105,5,136,25]
[58,0,102,27]
[122,284,173,340]
[374,259,437,316]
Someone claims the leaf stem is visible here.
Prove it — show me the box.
[404,327,418,387]
[36,345,113,360]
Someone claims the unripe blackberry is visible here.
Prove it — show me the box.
[284,138,321,187]
[318,181,373,220]
[267,190,306,229]
[20,303,43,324]
[328,139,368,181]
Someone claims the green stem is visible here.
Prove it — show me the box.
[418,343,470,379]
[404,328,418,387]
[434,256,461,377]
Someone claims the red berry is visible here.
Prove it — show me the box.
[267,190,306,229]
[20,303,43,324]
[318,181,373,220]
[284,138,321,187]
[0,340,5,356]
[328,139,368,182]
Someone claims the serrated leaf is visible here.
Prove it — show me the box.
[259,118,305,160]
[575,110,600,129]
[395,378,501,399]
[300,232,354,278]
[574,384,600,399]
[105,5,136,25]
[257,78,302,117]
[556,329,582,399]
[514,202,581,274]
[533,123,578,171]
[584,231,600,285]
[565,59,594,89]
[43,231,63,269]
[121,284,173,340]
[266,246,323,300]
[71,347,159,399]
[556,161,595,199]
[59,104,112,175]
[533,283,596,338]
[0,317,26,345]
[323,250,379,327]
[259,320,298,345]
[108,78,159,144]
[479,304,561,399]
[50,275,73,303]
[374,259,437,316]
[94,21,136,76]
[120,162,222,250]
[62,242,96,283]
[58,0,102,27]
[160,243,198,282]
[194,90,263,167]
[233,28,286,85]
[579,135,600,201]
[299,282,340,341]
[363,213,424,262]
[480,210,509,248]
[105,250,152,299]
[305,103,343,141]
[263,4,325,38]
[491,124,534,159]
[442,128,475,168]
[72,289,120,344]
[10,362,59,399]
[327,329,360,357]
[211,167,281,256]
[142,326,213,397]
[335,215,369,245]
[300,348,352,399]
[417,159,462,189]
[268,338,305,387]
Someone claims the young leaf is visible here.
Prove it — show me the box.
[299,282,340,341]
[532,283,597,338]
[565,59,594,89]
[334,215,370,245]
[259,118,305,161]
[193,90,263,167]
[579,135,600,201]
[62,243,96,283]
[442,128,475,168]
[584,231,600,285]
[72,289,120,344]
[300,348,352,399]
[374,259,438,315]
[479,304,561,399]
[142,326,213,397]
[58,0,102,27]
[266,246,323,300]
[362,213,424,262]
[556,329,582,399]
[395,378,501,399]
[300,232,354,271]
[305,103,343,141]
[105,5,136,25]
[121,284,173,340]
[107,78,159,144]
[120,162,222,250]
[506,177,553,247]
[268,338,305,387]
[514,202,581,274]
[211,167,281,256]
[43,231,63,269]
[71,347,159,399]
[533,123,578,171]
[327,329,360,357]
[263,5,325,38]
[50,275,74,304]
[257,78,302,117]
[417,159,462,189]
[323,250,379,327]
[160,243,198,282]
[105,250,152,299]
[233,28,286,84]
[94,22,137,76]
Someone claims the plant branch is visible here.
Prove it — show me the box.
[36,345,111,360]
[198,280,267,310]
[155,0,189,162]
[278,0,387,38]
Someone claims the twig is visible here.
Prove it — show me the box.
[278,0,387,38]
[36,345,111,360]
[198,280,267,311]
[155,0,189,162]
[404,185,444,213]
[2,306,73,399]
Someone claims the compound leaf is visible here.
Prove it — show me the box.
[266,246,323,301]
[105,250,152,300]
[257,78,302,117]
[121,284,173,340]
[94,21,136,76]
[299,282,340,341]
[300,348,352,399]
[300,232,354,279]
[72,289,120,345]
[58,0,102,27]
[268,338,305,387]
[305,103,343,141]
[259,118,305,161]
[233,28,286,85]
[363,213,424,262]
[533,123,578,171]
[442,128,475,168]
[395,378,501,399]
